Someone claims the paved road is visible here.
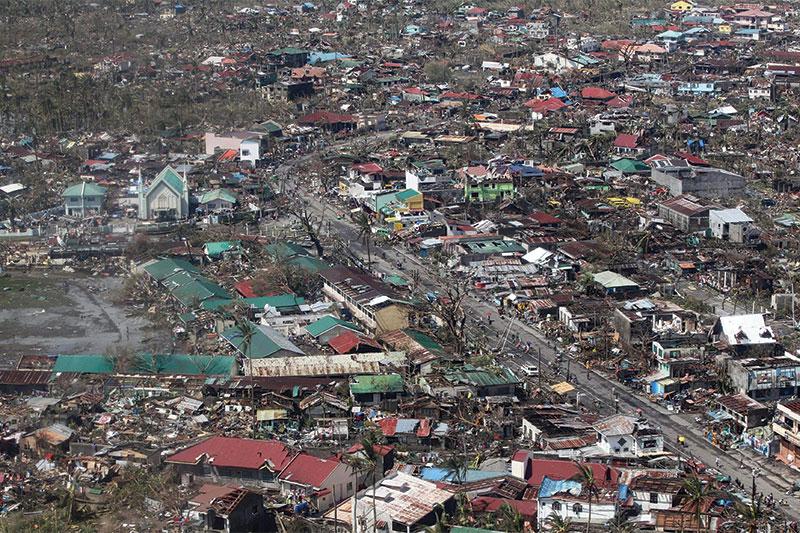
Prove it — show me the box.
[278,142,800,522]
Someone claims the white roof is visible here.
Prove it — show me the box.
[356,472,454,531]
[522,247,554,264]
[710,208,753,224]
[247,351,407,377]
[718,314,776,345]
[0,183,25,194]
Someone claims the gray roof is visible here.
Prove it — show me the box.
[593,270,639,289]
[710,208,753,224]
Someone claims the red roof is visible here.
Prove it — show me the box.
[352,162,383,174]
[613,133,640,149]
[529,211,562,225]
[377,417,398,436]
[674,151,709,166]
[440,91,481,101]
[416,418,431,437]
[526,459,619,488]
[471,497,538,520]
[512,449,532,462]
[581,87,616,100]
[166,436,294,471]
[345,442,395,457]
[328,330,382,354]
[298,111,355,125]
[607,95,633,109]
[218,149,238,162]
[524,97,567,113]
[234,280,257,298]
[278,453,341,488]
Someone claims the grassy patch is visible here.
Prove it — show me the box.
[0,275,73,309]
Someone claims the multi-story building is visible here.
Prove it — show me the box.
[319,266,411,333]
[773,399,800,469]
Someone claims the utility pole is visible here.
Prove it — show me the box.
[538,346,542,387]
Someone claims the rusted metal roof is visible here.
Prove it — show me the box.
[0,370,51,386]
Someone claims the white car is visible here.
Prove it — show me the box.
[521,365,539,377]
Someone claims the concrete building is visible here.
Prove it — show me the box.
[724,353,800,401]
[319,266,411,333]
[138,165,190,221]
[62,182,107,217]
[593,414,664,457]
[709,208,757,242]
[657,195,709,232]
[204,131,266,167]
[774,399,800,469]
[650,165,746,198]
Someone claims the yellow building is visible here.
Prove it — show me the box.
[718,23,732,34]
[670,0,694,12]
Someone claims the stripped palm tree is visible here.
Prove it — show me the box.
[573,463,598,533]
[355,211,373,271]
[359,434,381,532]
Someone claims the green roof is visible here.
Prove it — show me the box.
[199,189,237,204]
[221,322,303,359]
[204,241,242,258]
[171,277,231,308]
[395,188,421,202]
[610,158,650,173]
[264,242,309,259]
[269,47,308,55]
[142,258,199,281]
[130,354,235,375]
[444,364,519,387]
[403,328,443,352]
[286,254,330,273]
[384,274,409,287]
[199,298,236,312]
[245,294,305,311]
[62,182,107,198]
[305,315,362,338]
[53,355,114,374]
[459,238,526,255]
[155,165,186,194]
[350,374,405,395]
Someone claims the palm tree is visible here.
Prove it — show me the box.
[355,212,373,271]
[573,463,597,533]
[606,514,637,533]
[546,513,574,533]
[443,455,467,485]
[681,476,711,532]
[495,503,524,532]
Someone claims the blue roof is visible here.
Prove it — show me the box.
[309,51,351,64]
[419,467,508,483]
[657,30,683,39]
[508,164,543,177]
[538,476,583,498]
[550,87,568,99]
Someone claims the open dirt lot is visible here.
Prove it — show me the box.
[0,272,170,365]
